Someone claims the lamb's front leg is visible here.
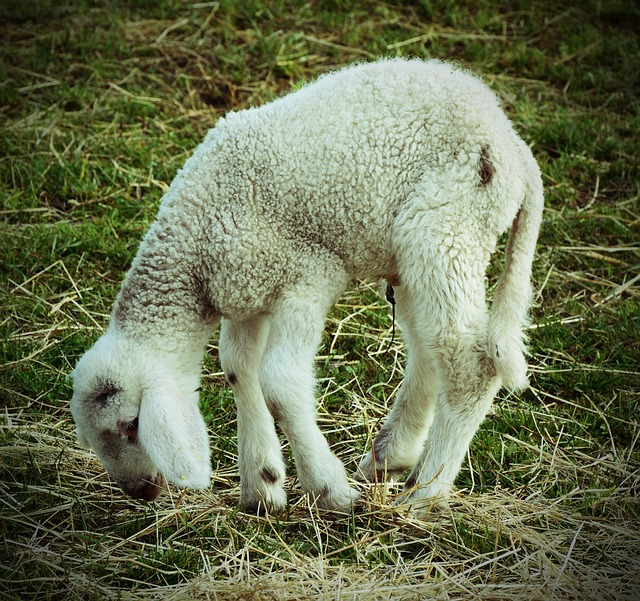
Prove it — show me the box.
[219,317,287,514]
[259,275,359,512]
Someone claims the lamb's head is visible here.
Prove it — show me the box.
[70,331,211,501]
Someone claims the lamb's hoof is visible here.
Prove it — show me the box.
[355,466,406,484]
[239,486,287,516]
[310,486,360,513]
[356,453,408,483]
[308,484,360,519]
[393,485,452,520]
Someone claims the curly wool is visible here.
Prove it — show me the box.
[114,58,532,342]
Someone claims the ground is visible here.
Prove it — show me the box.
[1,1,639,599]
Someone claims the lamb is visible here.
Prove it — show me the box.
[70,58,543,515]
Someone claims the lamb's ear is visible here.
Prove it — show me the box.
[137,385,212,489]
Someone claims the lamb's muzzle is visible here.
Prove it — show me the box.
[120,474,165,502]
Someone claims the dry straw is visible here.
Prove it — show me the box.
[2,3,639,599]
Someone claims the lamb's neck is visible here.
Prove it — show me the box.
[111,220,218,363]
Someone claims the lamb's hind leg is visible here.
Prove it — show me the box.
[396,253,501,511]
[219,316,287,514]
[259,268,359,512]
[357,284,441,482]
[399,333,501,511]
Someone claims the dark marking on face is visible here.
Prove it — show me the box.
[226,372,237,386]
[93,380,121,406]
[478,145,494,187]
[261,466,280,485]
[99,429,124,460]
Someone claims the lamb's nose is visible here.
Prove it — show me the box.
[121,474,165,501]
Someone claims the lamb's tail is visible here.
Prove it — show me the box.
[488,166,544,391]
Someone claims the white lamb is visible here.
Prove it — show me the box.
[70,58,543,514]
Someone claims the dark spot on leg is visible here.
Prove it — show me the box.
[261,466,280,485]
[478,145,494,187]
[314,485,331,505]
[226,372,237,386]
[373,425,392,458]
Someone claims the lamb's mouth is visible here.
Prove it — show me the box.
[119,474,165,501]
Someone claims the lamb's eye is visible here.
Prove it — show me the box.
[117,417,139,441]
[123,418,139,432]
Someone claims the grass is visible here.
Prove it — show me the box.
[1,0,639,598]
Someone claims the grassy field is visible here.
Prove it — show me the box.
[1,0,639,599]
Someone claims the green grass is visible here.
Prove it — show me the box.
[2,0,639,599]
